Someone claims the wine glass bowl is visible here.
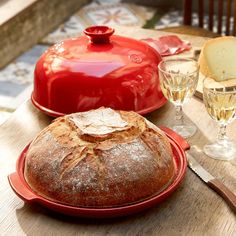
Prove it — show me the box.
[158,58,199,138]
[203,78,236,161]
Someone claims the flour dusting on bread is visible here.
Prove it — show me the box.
[24,107,175,208]
[70,108,128,135]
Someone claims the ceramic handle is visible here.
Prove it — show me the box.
[208,179,236,213]
[84,26,115,44]
[8,172,37,202]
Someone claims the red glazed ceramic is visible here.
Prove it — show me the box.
[32,26,166,117]
[8,128,188,218]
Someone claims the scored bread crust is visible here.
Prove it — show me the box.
[24,108,175,208]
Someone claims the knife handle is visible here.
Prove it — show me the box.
[208,179,236,213]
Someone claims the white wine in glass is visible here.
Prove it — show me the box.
[203,78,236,160]
[158,58,199,138]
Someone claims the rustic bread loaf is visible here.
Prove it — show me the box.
[24,108,175,207]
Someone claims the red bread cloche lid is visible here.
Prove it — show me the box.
[32,26,166,117]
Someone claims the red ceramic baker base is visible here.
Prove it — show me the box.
[8,128,188,218]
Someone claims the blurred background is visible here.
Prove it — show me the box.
[0,0,230,124]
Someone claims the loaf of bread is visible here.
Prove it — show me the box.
[24,108,175,207]
[199,36,236,81]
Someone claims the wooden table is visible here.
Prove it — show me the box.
[0,27,235,236]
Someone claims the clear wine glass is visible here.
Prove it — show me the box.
[158,58,199,138]
[203,78,236,160]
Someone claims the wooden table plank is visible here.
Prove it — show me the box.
[0,27,235,235]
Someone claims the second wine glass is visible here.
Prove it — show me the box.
[203,78,236,161]
[158,58,199,138]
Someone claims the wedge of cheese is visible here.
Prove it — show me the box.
[199,36,236,81]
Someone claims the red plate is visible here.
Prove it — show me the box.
[8,128,188,218]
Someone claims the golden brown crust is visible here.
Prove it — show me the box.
[24,108,175,207]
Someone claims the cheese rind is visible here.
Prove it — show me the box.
[199,36,236,81]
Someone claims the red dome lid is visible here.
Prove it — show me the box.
[32,26,166,116]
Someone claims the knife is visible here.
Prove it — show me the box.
[160,126,236,214]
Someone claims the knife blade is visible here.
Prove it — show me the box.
[186,152,236,213]
[159,126,236,214]
[186,152,214,183]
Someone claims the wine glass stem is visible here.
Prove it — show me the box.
[175,105,184,126]
[217,124,227,141]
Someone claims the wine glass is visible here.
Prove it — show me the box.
[203,77,236,160]
[158,58,199,138]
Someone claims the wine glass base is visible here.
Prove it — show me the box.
[204,139,236,161]
[172,124,197,139]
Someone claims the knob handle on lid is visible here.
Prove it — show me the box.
[84,26,115,44]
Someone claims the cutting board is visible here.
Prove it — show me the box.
[194,72,236,100]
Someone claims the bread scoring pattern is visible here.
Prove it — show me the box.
[24,108,175,207]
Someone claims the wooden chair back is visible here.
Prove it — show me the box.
[184,0,236,35]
